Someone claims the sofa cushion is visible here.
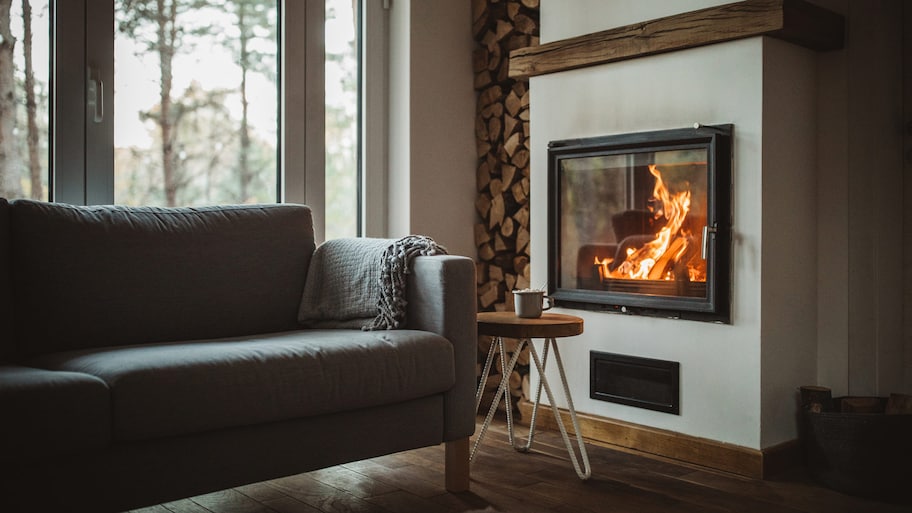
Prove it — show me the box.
[0,199,11,361]
[0,365,111,457]
[27,329,455,441]
[9,201,316,357]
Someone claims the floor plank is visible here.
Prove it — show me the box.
[259,496,323,513]
[341,459,446,499]
[161,498,216,513]
[363,490,456,513]
[307,467,400,500]
[189,489,277,513]
[265,473,392,513]
[130,505,175,513]
[125,417,909,513]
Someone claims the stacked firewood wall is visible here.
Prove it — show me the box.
[472,0,540,410]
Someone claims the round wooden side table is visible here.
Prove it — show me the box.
[472,311,591,480]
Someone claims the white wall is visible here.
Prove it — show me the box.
[386,0,476,258]
[814,0,852,400]
[812,0,905,397]
[533,0,823,449]
[388,2,411,239]
[531,37,767,449]
[541,0,733,41]
[759,38,819,448]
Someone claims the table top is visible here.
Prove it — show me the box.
[477,311,584,339]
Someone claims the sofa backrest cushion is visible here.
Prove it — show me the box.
[0,198,12,361]
[10,200,316,357]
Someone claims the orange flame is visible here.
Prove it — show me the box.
[597,164,703,282]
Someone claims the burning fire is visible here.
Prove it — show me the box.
[595,164,705,282]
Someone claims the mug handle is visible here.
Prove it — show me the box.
[542,295,554,311]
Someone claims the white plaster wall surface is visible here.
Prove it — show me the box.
[759,38,819,448]
[530,38,765,448]
[843,1,905,396]
[387,2,411,238]
[814,19,850,397]
[812,0,907,397]
[541,0,735,43]
[386,1,476,258]
[406,1,476,259]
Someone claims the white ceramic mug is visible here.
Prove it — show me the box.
[513,289,553,318]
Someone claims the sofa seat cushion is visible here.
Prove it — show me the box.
[0,365,111,457]
[27,329,455,441]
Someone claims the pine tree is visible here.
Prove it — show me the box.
[22,0,41,199]
[118,0,210,206]
[0,0,22,199]
[222,0,275,203]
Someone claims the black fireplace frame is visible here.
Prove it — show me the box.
[547,125,732,323]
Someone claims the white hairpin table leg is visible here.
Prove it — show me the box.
[471,335,523,462]
[473,312,590,480]
[516,337,591,480]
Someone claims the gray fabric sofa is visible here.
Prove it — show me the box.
[0,199,476,512]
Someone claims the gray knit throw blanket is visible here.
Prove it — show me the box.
[364,235,447,330]
[297,235,446,329]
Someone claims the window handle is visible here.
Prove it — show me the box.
[87,67,103,123]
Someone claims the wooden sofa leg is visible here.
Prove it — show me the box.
[445,437,470,492]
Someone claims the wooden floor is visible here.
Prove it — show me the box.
[130,418,909,513]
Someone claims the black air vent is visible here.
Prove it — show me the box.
[590,351,680,414]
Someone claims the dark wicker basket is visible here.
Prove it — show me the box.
[802,397,911,501]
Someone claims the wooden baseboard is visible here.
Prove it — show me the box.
[516,400,801,479]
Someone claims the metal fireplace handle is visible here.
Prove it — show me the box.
[702,225,717,260]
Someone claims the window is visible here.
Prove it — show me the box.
[324,0,359,239]
[0,0,373,241]
[112,0,280,207]
[0,0,50,201]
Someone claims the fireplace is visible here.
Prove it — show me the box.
[547,125,732,322]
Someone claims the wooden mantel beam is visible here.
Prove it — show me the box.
[508,0,844,80]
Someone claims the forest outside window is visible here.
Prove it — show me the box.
[0,0,49,201]
[113,0,281,207]
[0,0,365,239]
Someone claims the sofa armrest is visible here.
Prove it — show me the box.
[406,255,476,441]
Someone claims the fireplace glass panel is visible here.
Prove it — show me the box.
[548,125,731,322]
[559,148,708,297]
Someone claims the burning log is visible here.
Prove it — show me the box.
[591,165,707,286]
[646,236,688,280]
